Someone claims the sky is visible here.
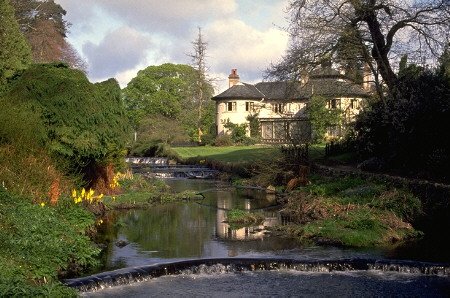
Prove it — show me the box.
[54,0,291,93]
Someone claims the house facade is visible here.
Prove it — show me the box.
[211,68,371,143]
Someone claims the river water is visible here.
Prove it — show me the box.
[78,178,449,297]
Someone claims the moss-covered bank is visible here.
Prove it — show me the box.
[274,176,423,247]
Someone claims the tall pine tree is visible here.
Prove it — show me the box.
[0,0,31,93]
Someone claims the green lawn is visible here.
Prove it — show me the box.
[173,145,280,163]
[173,145,325,163]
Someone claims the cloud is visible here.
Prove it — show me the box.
[94,0,237,36]
[82,27,152,80]
[54,0,290,90]
[206,19,289,84]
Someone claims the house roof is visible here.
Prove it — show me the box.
[212,70,370,101]
[212,82,264,99]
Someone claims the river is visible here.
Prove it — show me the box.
[71,177,449,297]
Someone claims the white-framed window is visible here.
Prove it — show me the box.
[350,99,359,109]
[226,102,236,112]
[245,102,254,112]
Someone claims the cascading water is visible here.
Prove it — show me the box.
[67,258,450,296]
[69,163,450,296]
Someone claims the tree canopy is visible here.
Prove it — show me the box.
[10,0,87,72]
[123,63,215,145]
[0,0,32,93]
[1,63,131,179]
[270,0,450,98]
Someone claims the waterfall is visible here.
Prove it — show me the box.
[65,257,450,292]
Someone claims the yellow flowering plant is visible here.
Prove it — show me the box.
[109,172,122,189]
[71,188,104,204]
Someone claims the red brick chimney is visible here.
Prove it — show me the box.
[228,69,240,88]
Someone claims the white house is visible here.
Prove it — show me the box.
[211,68,371,143]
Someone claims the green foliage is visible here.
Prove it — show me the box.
[353,68,450,181]
[1,64,131,181]
[134,114,191,148]
[214,134,234,147]
[306,95,341,143]
[282,178,423,247]
[172,146,280,163]
[123,63,215,144]
[305,176,366,196]
[439,44,450,79]
[335,25,365,84]
[0,97,74,198]
[0,189,99,296]
[0,0,32,93]
[223,121,251,144]
[246,113,261,138]
[130,141,180,160]
[227,209,264,228]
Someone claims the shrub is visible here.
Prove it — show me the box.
[0,189,99,296]
[214,134,233,146]
[223,121,249,144]
[353,69,450,181]
[1,64,131,190]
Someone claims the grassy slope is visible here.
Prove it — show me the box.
[173,144,325,163]
[173,145,280,163]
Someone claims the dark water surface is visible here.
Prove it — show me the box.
[84,179,449,296]
[82,269,450,297]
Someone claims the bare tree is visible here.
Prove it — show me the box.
[188,27,214,143]
[269,0,450,98]
[60,42,88,74]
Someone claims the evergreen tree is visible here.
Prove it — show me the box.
[0,0,31,93]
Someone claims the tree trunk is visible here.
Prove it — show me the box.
[361,6,398,96]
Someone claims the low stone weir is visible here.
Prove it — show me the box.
[131,164,219,179]
[64,257,450,292]
[125,157,169,165]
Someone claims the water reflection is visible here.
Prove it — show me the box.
[99,179,384,271]
[100,180,291,269]
[215,189,279,241]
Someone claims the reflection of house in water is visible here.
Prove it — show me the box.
[215,190,279,241]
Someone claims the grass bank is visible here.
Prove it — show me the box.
[102,175,204,209]
[226,209,265,229]
[173,145,280,163]
[0,173,204,295]
[276,176,423,247]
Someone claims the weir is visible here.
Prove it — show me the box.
[126,158,219,179]
[65,257,450,292]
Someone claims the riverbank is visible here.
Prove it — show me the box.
[171,145,440,248]
[273,175,423,247]
[0,172,204,296]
